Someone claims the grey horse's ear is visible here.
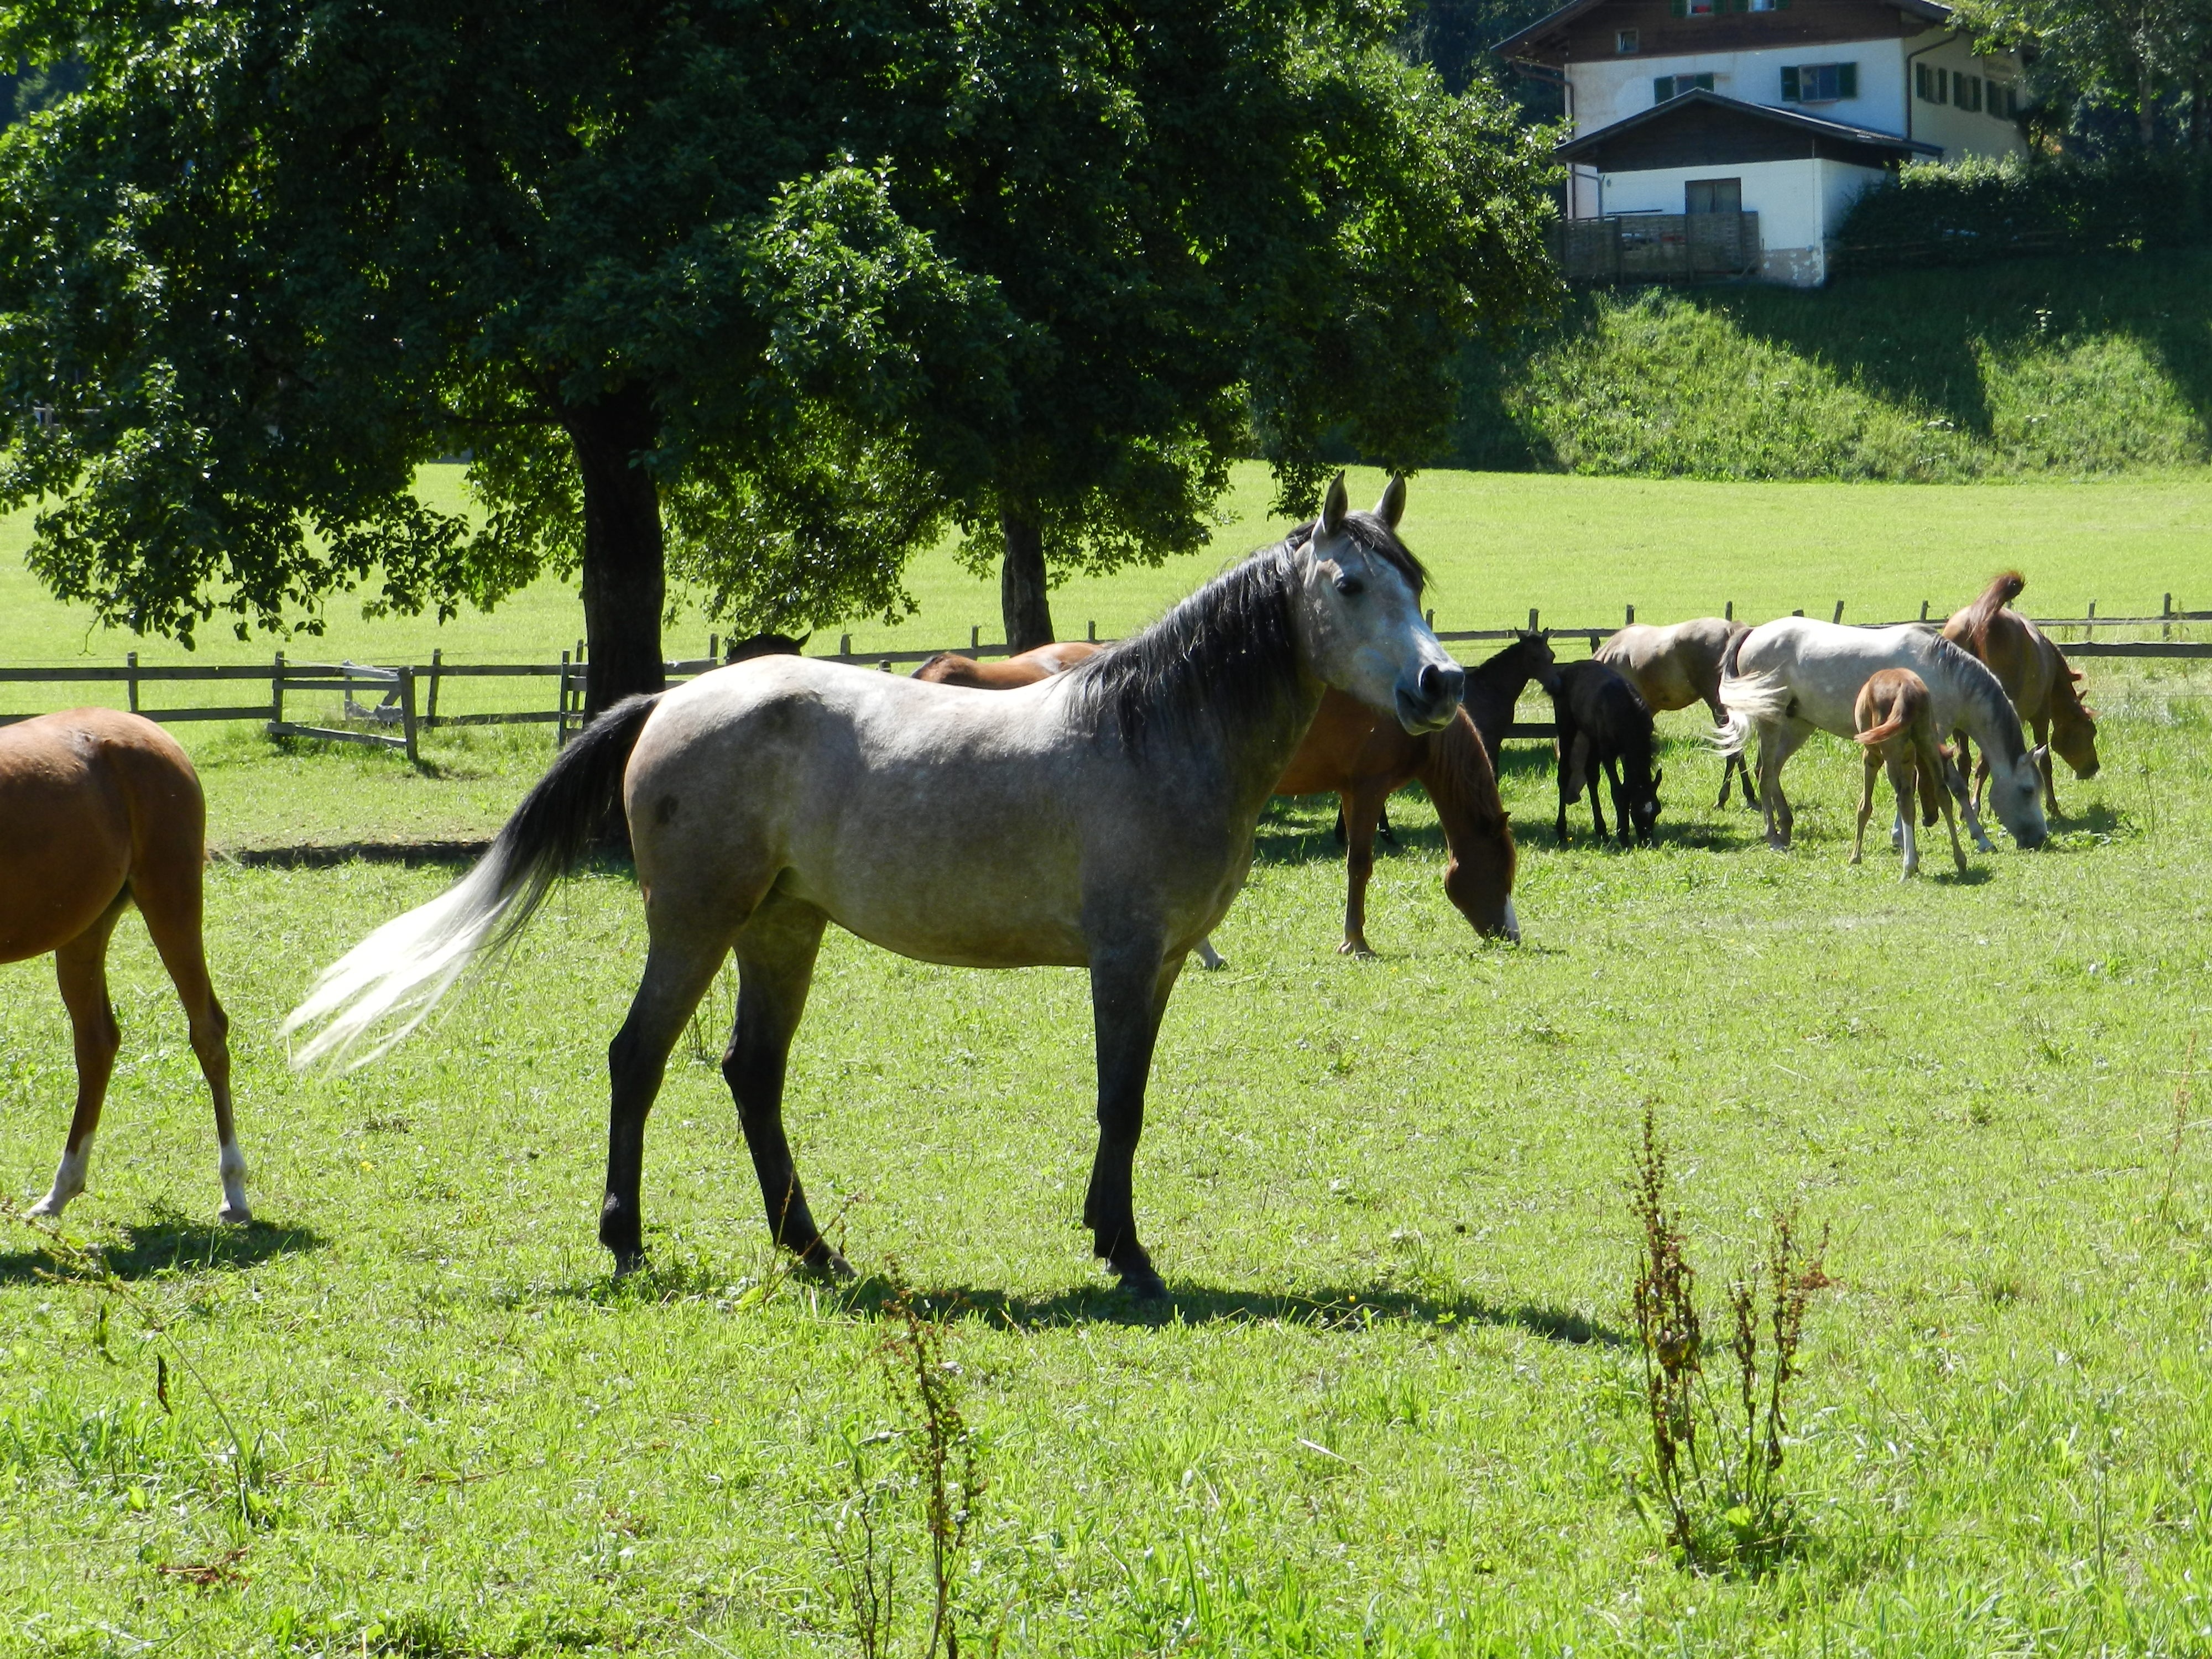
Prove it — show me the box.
[1374,474,1406,531]
[1318,472,1349,538]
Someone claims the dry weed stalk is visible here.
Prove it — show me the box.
[2158,1032,2199,1223]
[1629,1106,1828,1572]
[823,1272,989,1659]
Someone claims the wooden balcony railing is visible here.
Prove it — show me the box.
[1552,211,1761,282]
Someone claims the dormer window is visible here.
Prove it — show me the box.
[1617,28,1640,53]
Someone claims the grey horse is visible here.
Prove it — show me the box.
[288,475,1464,1299]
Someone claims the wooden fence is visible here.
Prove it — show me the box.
[2,601,2204,758]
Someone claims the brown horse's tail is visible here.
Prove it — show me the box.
[1417,707,1518,940]
[1963,571,2025,658]
[1855,707,1909,747]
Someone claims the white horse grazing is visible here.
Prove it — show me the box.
[287,476,1465,1301]
[1713,617,2048,854]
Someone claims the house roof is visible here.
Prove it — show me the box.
[1554,88,1943,167]
[1496,0,1954,64]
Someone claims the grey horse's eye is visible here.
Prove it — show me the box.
[1334,573,1365,598]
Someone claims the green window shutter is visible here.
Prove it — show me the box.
[1838,62,1858,98]
[1655,76,1672,101]
[1781,66,1800,100]
[1671,0,1687,16]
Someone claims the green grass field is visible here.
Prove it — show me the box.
[3,477,2211,1655]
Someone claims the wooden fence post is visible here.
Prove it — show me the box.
[1088,620,1097,642]
[1527,607,1540,633]
[839,633,852,658]
[126,650,139,713]
[970,625,980,650]
[2086,601,2096,641]
[427,648,442,725]
[1833,601,1845,624]
[1625,604,1634,627]
[1920,601,1929,621]
[1792,608,1805,618]
[399,667,420,765]
[270,651,285,733]
[557,650,572,745]
[2164,593,2173,641]
[1724,601,1733,621]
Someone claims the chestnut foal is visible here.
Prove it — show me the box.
[1851,670,1967,879]
[3,709,247,1222]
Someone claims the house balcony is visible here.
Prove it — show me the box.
[1551,211,1762,283]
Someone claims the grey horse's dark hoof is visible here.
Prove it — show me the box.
[799,1241,858,1283]
[1116,1267,1168,1302]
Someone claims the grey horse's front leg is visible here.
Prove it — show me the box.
[1082,942,1182,1300]
[1942,750,1996,853]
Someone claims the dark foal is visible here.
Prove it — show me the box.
[1461,633,1560,760]
[1550,659,1663,846]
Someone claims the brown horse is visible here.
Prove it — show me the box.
[1941,572,2100,817]
[1596,618,1754,808]
[2,709,246,1222]
[1851,669,1966,878]
[917,641,1518,955]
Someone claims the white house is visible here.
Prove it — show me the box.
[1500,0,2030,285]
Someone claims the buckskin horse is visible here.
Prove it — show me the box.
[1596,618,1754,808]
[288,476,1465,1298]
[3,709,247,1223]
[1941,572,2100,817]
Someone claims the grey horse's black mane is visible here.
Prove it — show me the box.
[1070,510,1426,752]
[1932,633,2026,763]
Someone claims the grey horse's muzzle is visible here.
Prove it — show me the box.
[1396,661,1465,732]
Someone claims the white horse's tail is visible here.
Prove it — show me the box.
[1710,669,1794,757]
[284,693,662,1070]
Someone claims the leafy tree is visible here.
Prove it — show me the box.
[0,3,1011,712]
[1959,0,2212,150]
[878,5,1561,650]
[0,2,1559,689]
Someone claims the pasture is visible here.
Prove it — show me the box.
[4,471,2211,1656]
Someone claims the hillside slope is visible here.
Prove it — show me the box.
[1455,251,2212,481]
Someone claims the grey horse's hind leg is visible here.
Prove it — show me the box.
[599,919,740,1274]
[721,892,847,1279]
[1193,937,1227,971]
[1082,942,1182,1300]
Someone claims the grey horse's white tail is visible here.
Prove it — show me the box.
[1710,669,1795,757]
[284,694,662,1070]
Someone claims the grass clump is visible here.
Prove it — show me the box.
[1630,1107,1828,1573]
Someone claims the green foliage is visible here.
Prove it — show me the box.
[1952,0,2212,150]
[0,3,1014,653]
[1832,152,2212,272]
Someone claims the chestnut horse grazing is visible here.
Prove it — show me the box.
[1597,619,1753,808]
[1941,572,2100,817]
[916,650,1518,956]
[1851,670,1967,878]
[3,710,246,1223]
[289,476,1465,1298]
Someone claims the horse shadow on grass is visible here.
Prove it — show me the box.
[0,1206,326,1286]
[836,1274,1626,1346]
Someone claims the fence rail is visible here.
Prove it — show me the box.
[2,602,2203,756]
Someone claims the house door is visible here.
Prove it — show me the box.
[1685,178,1742,214]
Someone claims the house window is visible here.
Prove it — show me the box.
[1916,64,1949,105]
[1781,62,1857,103]
[1655,73,1716,102]
[1686,178,1743,215]
[1617,28,1640,53]
[1957,73,1984,112]
[1670,0,1718,15]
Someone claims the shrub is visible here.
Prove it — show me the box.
[1833,151,2212,274]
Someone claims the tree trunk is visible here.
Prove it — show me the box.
[562,385,667,720]
[999,502,1055,653]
